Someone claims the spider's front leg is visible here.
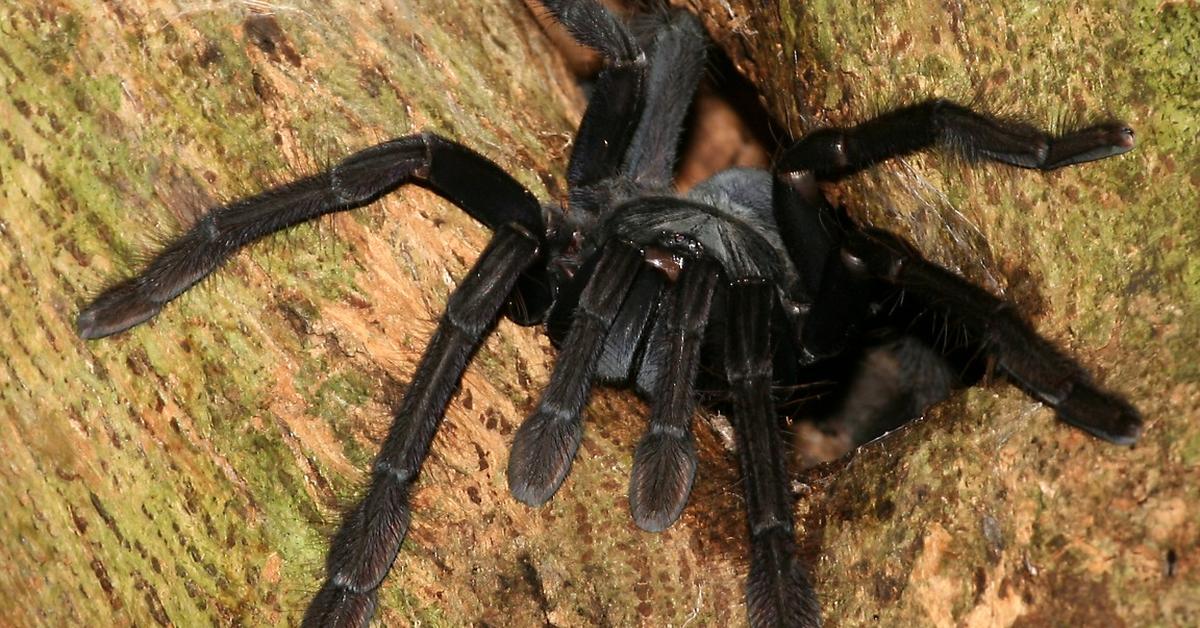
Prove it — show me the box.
[725,280,822,628]
[76,133,542,339]
[838,227,1142,445]
[776,98,1134,181]
[75,129,551,626]
[305,223,541,627]
[628,257,720,531]
[506,241,643,504]
[503,3,708,507]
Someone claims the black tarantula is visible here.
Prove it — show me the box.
[76,2,1143,626]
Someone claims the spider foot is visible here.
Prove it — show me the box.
[1043,122,1135,169]
[77,278,165,339]
[628,429,698,532]
[302,582,377,628]
[746,528,822,628]
[1050,381,1144,445]
[507,412,584,506]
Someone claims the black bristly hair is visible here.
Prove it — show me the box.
[76,2,1141,626]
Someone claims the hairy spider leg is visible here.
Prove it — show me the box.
[508,241,644,505]
[592,265,667,383]
[75,128,546,625]
[76,133,540,339]
[303,224,541,628]
[770,97,1137,303]
[538,0,648,191]
[622,10,708,188]
[776,98,1135,181]
[766,94,1143,356]
[766,174,952,457]
[814,337,959,451]
[771,172,841,301]
[725,280,822,628]
[628,257,719,531]
[772,99,1137,344]
[771,171,869,363]
[771,100,1141,444]
[837,227,1143,445]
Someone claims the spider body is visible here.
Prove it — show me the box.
[75,2,1141,627]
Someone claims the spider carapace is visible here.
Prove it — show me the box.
[76,2,1141,626]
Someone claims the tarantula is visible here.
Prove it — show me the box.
[76,2,1142,626]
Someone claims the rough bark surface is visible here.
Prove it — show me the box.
[0,1,1195,628]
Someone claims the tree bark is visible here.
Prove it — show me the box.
[0,1,1195,627]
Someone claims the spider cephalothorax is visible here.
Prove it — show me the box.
[76,2,1141,627]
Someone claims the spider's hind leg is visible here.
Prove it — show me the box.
[622,10,708,188]
[840,228,1143,445]
[777,99,1134,181]
[538,0,648,190]
[725,280,821,628]
[798,335,960,468]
